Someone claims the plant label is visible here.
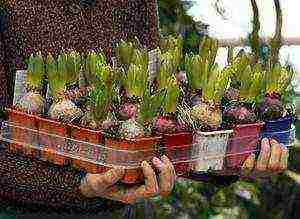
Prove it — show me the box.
[13,70,27,105]
[192,133,230,172]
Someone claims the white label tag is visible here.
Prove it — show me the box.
[192,133,229,171]
[13,70,27,105]
[148,49,159,80]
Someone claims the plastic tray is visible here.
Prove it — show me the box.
[0,121,296,182]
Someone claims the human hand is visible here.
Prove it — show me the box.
[79,155,176,204]
[241,138,289,179]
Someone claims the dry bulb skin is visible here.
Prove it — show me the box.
[241,138,289,178]
[79,155,176,204]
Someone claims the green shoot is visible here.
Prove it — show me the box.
[163,76,180,113]
[139,87,166,124]
[265,62,295,95]
[26,51,44,89]
[65,51,81,83]
[124,63,148,98]
[45,53,64,100]
[114,40,135,71]
[87,84,110,122]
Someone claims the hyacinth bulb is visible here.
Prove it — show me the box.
[153,115,176,134]
[80,112,98,129]
[118,103,138,120]
[258,92,284,121]
[101,114,119,134]
[191,102,222,131]
[224,105,257,126]
[17,92,45,115]
[224,87,240,102]
[208,109,222,130]
[175,119,189,132]
[119,118,144,139]
[176,71,187,84]
[191,103,210,123]
[48,99,83,123]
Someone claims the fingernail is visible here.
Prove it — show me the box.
[270,138,279,145]
[141,161,149,167]
[161,155,169,161]
[261,138,270,151]
[262,138,269,145]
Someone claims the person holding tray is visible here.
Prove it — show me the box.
[0,0,290,218]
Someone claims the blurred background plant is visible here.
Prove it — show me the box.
[157,0,209,54]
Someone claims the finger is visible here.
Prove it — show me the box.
[241,153,256,177]
[104,161,159,204]
[103,184,141,204]
[161,156,176,194]
[116,161,159,203]
[88,167,125,194]
[162,155,177,182]
[268,139,282,171]
[141,161,159,198]
[153,156,175,197]
[256,138,271,172]
[279,146,289,171]
[79,173,97,197]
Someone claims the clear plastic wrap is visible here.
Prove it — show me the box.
[0,107,297,183]
[1,120,295,170]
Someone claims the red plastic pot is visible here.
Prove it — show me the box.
[6,108,39,154]
[105,136,161,184]
[72,158,110,174]
[162,132,193,175]
[37,117,68,164]
[68,125,104,171]
[225,122,264,170]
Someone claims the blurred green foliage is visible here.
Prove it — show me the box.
[157,0,205,54]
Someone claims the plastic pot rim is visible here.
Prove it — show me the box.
[264,116,293,123]
[195,129,233,136]
[262,125,296,135]
[6,107,39,120]
[68,124,103,134]
[107,136,162,142]
[232,121,265,129]
[163,132,192,137]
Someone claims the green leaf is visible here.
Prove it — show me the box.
[26,51,44,88]
[163,76,180,113]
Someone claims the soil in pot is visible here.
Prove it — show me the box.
[104,136,161,184]
[225,122,264,170]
